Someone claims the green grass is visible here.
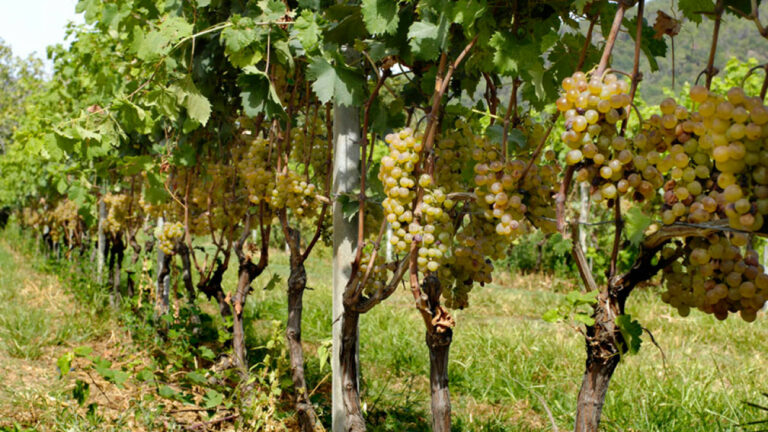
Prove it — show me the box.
[224,247,768,432]
[2,231,768,431]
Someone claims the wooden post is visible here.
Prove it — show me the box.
[332,96,360,432]
[97,191,106,283]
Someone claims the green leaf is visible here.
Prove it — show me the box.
[362,0,400,35]
[199,346,216,361]
[203,389,224,409]
[295,11,321,53]
[306,57,365,107]
[551,234,572,256]
[57,352,74,378]
[624,206,652,247]
[259,0,289,21]
[678,0,714,24]
[565,290,598,307]
[136,369,155,382]
[449,0,486,30]
[185,93,211,126]
[626,17,667,72]
[111,370,130,387]
[542,308,561,323]
[158,385,177,399]
[238,67,285,118]
[407,15,449,60]
[317,340,332,372]
[574,313,595,326]
[263,273,282,291]
[186,371,207,385]
[172,78,211,126]
[615,314,643,355]
[73,379,90,406]
[74,346,93,357]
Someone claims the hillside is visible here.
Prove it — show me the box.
[612,0,768,102]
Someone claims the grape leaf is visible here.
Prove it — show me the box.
[407,15,449,60]
[306,57,365,107]
[362,0,400,35]
[678,0,715,24]
[615,314,643,355]
[203,390,224,409]
[295,11,321,53]
[238,66,285,118]
[624,206,652,247]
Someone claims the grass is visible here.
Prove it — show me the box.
[1,231,768,431]
[234,247,768,432]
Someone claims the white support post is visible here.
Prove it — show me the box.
[331,98,361,432]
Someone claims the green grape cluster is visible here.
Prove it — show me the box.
[239,136,275,206]
[470,127,558,236]
[271,170,319,216]
[360,246,389,296]
[557,71,659,203]
[50,199,80,242]
[380,128,422,255]
[661,232,768,322]
[631,84,768,321]
[653,85,768,231]
[290,117,330,180]
[104,193,131,235]
[156,221,184,255]
[22,207,42,228]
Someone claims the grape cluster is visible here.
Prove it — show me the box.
[653,86,768,231]
[271,170,319,216]
[557,71,659,203]
[291,117,330,180]
[638,84,768,320]
[661,233,768,322]
[239,136,275,205]
[156,221,184,255]
[380,128,422,255]
[104,193,131,235]
[360,247,389,296]
[470,125,558,236]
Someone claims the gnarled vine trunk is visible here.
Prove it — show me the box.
[340,310,365,432]
[155,250,172,315]
[125,232,141,298]
[176,243,197,305]
[109,234,125,308]
[284,228,324,431]
[574,290,624,432]
[427,329,452,432]
[197,260,231,318]
[232,258,265,377]
[420,275,454,432]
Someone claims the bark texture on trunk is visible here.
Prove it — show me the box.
[574,290,624,432]
[109,234,125,308]
[177,243,197,304]
[427,329,452,432]
[285,228,324,431]
[155,252,172,315]
[340,310,365,432]
[126,232,141,298]
[197,260,231,318]
[232,259,264,377]
[420,275,454,432]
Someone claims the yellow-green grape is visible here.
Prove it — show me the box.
[156,221,185,255]
[104,193,134,235]
[661,233,767,322]
[238,136,275,205]
[379,127,421,255]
